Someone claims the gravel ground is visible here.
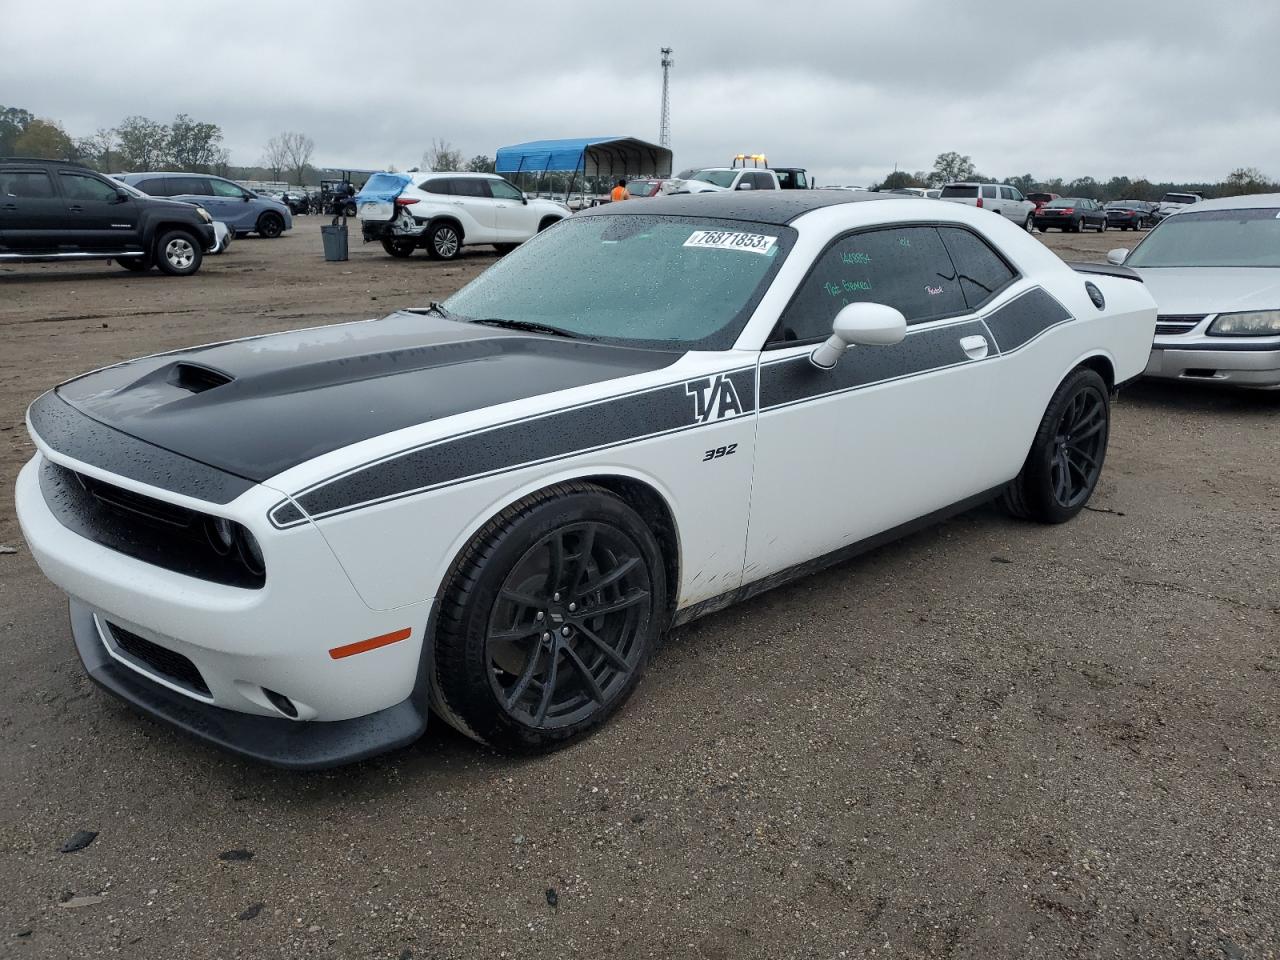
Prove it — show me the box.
[0,219,1276,959]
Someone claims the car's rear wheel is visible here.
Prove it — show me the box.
[257,212,284,238]
[344,201,357,217]
[1003,367,1110,524]
[381,237,416,258]
[431,482,666,752]
[154,230,202,276]
[117,257,151,272]
[426,222,461,260]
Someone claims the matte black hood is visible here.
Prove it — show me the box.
[53,312,680,482]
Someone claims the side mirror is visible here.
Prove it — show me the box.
[1106,248,1129,265]
[736,181,754,191]
[810,303,907,369]
[113,190,130,204]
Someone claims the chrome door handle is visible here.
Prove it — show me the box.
[960,334,989,360]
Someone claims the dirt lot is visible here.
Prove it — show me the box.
[1,220,1277,959]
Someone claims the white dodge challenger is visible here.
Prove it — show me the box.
[16,192,1156,767]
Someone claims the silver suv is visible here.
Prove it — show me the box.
[939,182,1036,231]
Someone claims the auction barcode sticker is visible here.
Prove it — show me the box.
[684,230,778,255]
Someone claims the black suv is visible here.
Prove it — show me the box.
[0,158,217,276]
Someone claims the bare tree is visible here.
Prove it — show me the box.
[278,131,314,186]
[422,138,464,172]
[261,134,289,182]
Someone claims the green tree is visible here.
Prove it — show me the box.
[929,151,976,186]
[117,115,170,169]
[168,114,223,171]
[0,105,35,154]
[13,118,75,159]
[879,170,923,190]
[1224,167,1272,195]
[466,154,496,173]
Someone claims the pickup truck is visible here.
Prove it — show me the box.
[665,167,781,194]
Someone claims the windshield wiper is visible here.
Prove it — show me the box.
[426,300,453,318]
[471,317,576,338]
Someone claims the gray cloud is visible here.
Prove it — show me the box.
[3,0,1277,185]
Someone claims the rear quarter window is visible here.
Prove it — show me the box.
[940,185,978,199]
[937,227,1018,310]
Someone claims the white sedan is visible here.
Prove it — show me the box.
[1108,192,1280,389]
[15,192,1156,767]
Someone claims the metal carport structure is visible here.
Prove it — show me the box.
[495,136,673,206]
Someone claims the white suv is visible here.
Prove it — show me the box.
[938,182,1036,231]
[357,172,568,259]
[664,167,781,194]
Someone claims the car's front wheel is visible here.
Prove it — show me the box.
[257,212,285,238]
[432,483,667,752]
[1023,213,1034,232]
[154,230,203,276]
[1003,367,1110,524]
[426,222,461,260]
[381,237,416,258]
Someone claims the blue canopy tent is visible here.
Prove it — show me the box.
[495,136,673,206]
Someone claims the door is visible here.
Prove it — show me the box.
[446,177,499,243]
[745,224,1003,582]
[205,177,255,230]
[0,167,66,252]
[58,170,140,251]
[167,175,219,223]
[489,177,539,241]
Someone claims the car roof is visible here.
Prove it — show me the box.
[0,157,95,171]
[119,171,233,180]
[576,189,888,225]
[1176,192,1280,212]
[418,171,501,179]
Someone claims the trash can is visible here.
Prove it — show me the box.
[321,222,348,262]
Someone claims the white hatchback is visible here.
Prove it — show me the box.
[357,172,568,260]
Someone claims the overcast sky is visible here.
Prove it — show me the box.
[4,0,1277,185]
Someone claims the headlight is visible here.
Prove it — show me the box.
[206,516,236,555]
[1208,309,1280,337]
[194,206,213,223]
[237,528,265,576]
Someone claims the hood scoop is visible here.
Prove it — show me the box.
[169,362,234,394]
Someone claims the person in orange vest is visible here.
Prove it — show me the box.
[610,178,630,202]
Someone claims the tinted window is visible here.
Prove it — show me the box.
[774,226,966,343]
[938,227,1018,310]
[209,178,247,198]
[999,187,1015,200]
[133,177,170,196]
[940,185,978,199]
[981,185,997,199]
[488,178,522,201]
[420,178,452,195]
[450,178,491,198]
[171,177,213,196]
[0,170,55,198]
[753,172,776,190]
[60,172,120,202]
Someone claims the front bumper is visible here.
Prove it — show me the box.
[16,452,433,767]
[1144,343,1280,389]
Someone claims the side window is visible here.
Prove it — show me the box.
[134,178,169,196]
[937,226,1018,310]
[450,178,491,198]
[172,177,213,196]
[1009,188,1025,202]
[755,172,777,190]
[60,173,121,202]
[773,226,966,343]
[793,171,808,189]
[209,178,247,198]
[981,185,998,199]
[420,178,451,195]
[999,187,1015,200]
[0,170,55,198]
[488,178,522,201]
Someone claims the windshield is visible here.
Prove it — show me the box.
[689,170,737,188]
[1046,199,1080,208]
[444,215,794,350]
[1126,209,1280,268]
[1161,193,1198,204]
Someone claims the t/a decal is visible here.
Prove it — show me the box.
[686,374,745,424]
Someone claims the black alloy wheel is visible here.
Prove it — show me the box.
[1003,367,1110,523]
[257,212,284,238]
[427,222,461,260]
[486,521,652,730]
[432,483,666,751]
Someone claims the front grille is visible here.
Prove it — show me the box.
[1155,314,1206,337]
[39,460,265,589]
[106,621,210,696]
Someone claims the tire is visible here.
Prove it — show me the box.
[431,482,667,752]
[256,212,284,238]
[344,201,357,217]
[1071,217,1083,233]
[117,257,151,272]
[381,237,416,258]
[1003,367,1110,524]
[426,221,461,260]
[154,230,202,276]
[494,243,520,255]
[1023,214,1034,232]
